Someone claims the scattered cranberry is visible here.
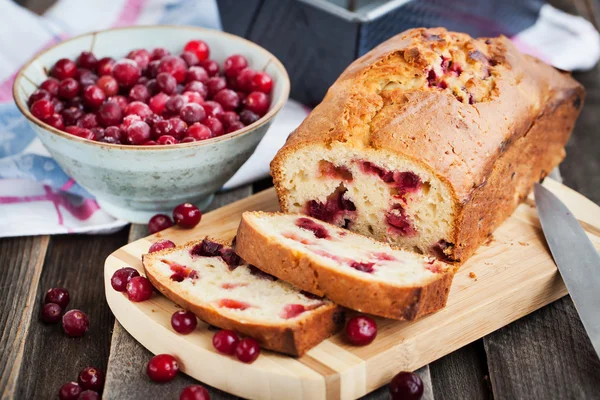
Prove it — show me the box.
[389,371,424,400]
[212,330,239,355]
[171,310,197,334]
[147,354,179,383]
[345,315,377,346]
[59,382,82,400]
[148,213,174,233]
[250,72,273,94]
[78,390,99,400]
[186,123,212,141]
[62,309,89,337]
[148,239,176,253]
[235,338,260,363]
[244,91,270,116]
[173,203,202,228]
[111,267,140,292]
[113,59,141,87]
[31,99,55,120]
[41,303,63,323]
[45,287,70,308]
[40,78,60,96]
[180,385,211,400]
[52,58,77,80]
[184,40,210,61]
[78,367,104,392]
[126,276,153,302]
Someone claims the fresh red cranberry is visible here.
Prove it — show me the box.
[236,68,256,92]
[62,309,89,337]
[31,99,55,120]
[167,117,188,139]
[126,276,153,302]
[145,78,158,95]
[157,135,178,145]
[235,338,260,363]
[151,47,170,60]
[59,382,82,400]
[125,101,153,118]
[345,315,377,346]
[127,48,151,70]
[389,371,424,400]
[77,113,99,129]
[113,59,141,87]
[250,72,273,94]
[219,111,239,127]
[213,89,239,111]
[97,102,123,127]
[129,84,150,103]
[65,126,95,140]
[149,92,170,115]
[96,57,115,76]
[108,94,129,111]
[40,78,60,96]
[171,310,197,334]
[143,140,157,145]
[58,78,80,100]
[126,121,151,144]
[45,113,65,130]
[212,330,239,355]
[156,72,177,94]
[91,127,105,140]
[45,287,70,308]
[52,97,65,113]
[41,303,62,323]
[78,390,99,400]
[96,75,118,96]
[152,119,172,138]
[186,66,209,83]
[180,51,199,67]
[180,103,206,124]
[147,354,179,383]
[82,85,105,109]
[184,40,210,61]
[197,60,217,77]
[76,51,97,70]
[225,121,244,133]
[180,385,211,400]
[183,81,208,98]
[203,117,223,137]
[181,137,196,143]
[52,58,77,80]
[165,95,187,114]
[149,239,176,253]
[78,367,104,392]
[173,203,202,228]
[186,123,212,141]
[205,77,226,97]
[146,60,161,78]
[28,89,51,106]
[158,56,187,83]
[239,109,260,126]
[111,267,140,292]
[223,54,248,78]
[200,101,222,118]
[61,107,84,126]
[76,69,98,87]
[103,126,124,143]
[244,91,270,116]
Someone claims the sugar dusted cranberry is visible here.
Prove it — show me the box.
[77,69,98,87]
[345,315,377,346]
[179,103,205,125]
[250,72,273,94]
[91,127,105,140]
[206,77,226,98]
[82,85,105,109]
[223,54,248,78]
[111,267,140,292]
[212,330,239,355]
[126,276,153,302]
[186,123,211,141]
[171,310,197,334]
[157,135,178,145]
[78,366,104,392]
[40,78,59,96]
[31,99,54,120]
[155,72,177,95]
[59,382,82,400]
[150,119,170,138]
[97,102,123,127]
[52,58,77,80]
[41,303,62,323]
[199,59,219,76]
[165,95,187,114]
[45,113,65,130]
[126,121,151,144]
[173,203,202,228]
[219,111,239,127]
[52,98,65,113]
[183,81,208,98]
[213,89,239,111]
[129,84,150,103]
[65,126,95,140]
[202,117,223,137]
[168,117,188,139]
[96,57,115,76]
[78,390,99,400]
[184,40,210,61]
[244,91,269,116]
[235,338,260,363]
[146,60,161,78]
[180,385,211,400]
[108,95,129,111]
[125,101,152,118]
[239,109,260,126]
[77,113,99,129]
[151,47,170,60]
[236,68,256,92]
[62,107,84,126]
[113,59,141,87]
[58,78,80,100]
[147,354,179,383]
[158,56,187,83]
[127,48,150,70]
[28,89,51,106]
[149,93,170,115]
[103,126,124,144]
[389,371,423,400]
[186,66,209,83]
[62,309,89,337]
[180,51,199,67]
[225,121,245,133]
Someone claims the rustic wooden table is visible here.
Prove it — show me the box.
[2,0,600,399]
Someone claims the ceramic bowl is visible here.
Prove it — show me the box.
[13,26,290,223]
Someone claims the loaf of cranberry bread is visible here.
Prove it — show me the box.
[235,212,453,320]
[271,27,584,263]
[142,238,344,357]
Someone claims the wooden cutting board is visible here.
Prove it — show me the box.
[104,178,600,400]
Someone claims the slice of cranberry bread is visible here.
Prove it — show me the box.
[271,27,583,263]
[142,238,344,357]
[235,212,454,320]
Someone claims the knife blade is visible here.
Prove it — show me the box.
[534,182,600,358]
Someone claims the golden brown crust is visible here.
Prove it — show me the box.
[270,27,584,263]
[142,239,345,357]
[235,212,454,320]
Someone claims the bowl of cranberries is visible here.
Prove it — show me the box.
[13,26,290,223]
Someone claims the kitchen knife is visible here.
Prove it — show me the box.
[534,182,600,358]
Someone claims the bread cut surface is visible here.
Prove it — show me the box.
[143,238,344,356]
[235,212,454,320]
[271,27,584,263]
